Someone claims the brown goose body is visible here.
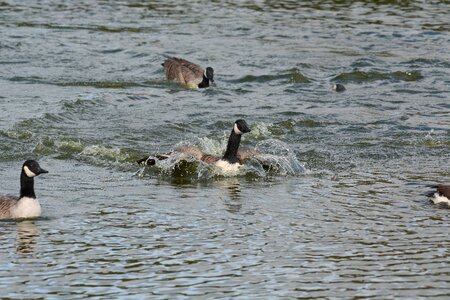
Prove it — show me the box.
[137,145,259,166]
[0,195,20,219]
[162,57,214,88]
[437,185,450,198]
[137,120,254,170]
[175,146,258,165]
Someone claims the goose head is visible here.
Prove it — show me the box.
[233,119,251,135]
[204,67,214,83]
[22,160,48,178]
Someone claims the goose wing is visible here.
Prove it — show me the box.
[237,147,260,162]
[137,145,204,166]
[172,57,204,77]
[237,148,275,170]
[175,145,204,160]
[163,57,203,85]
[176,145,220,163]
[0,196,19,219]
[200,154,220,164]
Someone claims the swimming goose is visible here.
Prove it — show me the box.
[138,119,253,172]
[0,160,48,219]
[332,83,346,92]
[427,185,450,206]
[162,57,214,88]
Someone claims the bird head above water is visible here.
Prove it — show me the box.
[204,67,214,83]
[233,119,251,135]
[332,83,346,92]
[22,160,49,178]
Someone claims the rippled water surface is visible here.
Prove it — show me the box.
[1,1,449,298]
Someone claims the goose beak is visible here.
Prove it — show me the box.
[240,122,251,133]
[38,168,49,174]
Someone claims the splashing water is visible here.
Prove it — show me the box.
[139,138,305,180]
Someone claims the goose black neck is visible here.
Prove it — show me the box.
[20,172,36,198]
[198,75,210,88]
[222,129,241,164]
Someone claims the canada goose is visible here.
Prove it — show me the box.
[138,119,253,172]
[0,160,48,219]
[427,185,450,206]
[332,83,346,92]
[162,57,214,88]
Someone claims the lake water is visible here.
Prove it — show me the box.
[0,1,449,298]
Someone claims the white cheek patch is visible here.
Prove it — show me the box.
[23,166,37,178]
[204,69,207,77]
[234,123,243,135]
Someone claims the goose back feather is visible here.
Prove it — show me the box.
[163,57,204,86]
[0,196,19,219]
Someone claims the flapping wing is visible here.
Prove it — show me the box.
[237,147,260,162]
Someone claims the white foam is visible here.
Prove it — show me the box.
[11,197,42,219]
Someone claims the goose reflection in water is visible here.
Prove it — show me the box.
[218,178,242,213]
[16,221,40,255]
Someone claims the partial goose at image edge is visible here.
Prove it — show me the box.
[426,184,450,207]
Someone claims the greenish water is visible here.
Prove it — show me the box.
[0,1,449,298]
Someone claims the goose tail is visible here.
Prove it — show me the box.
[137,156,156,166]
[137,154,171,166]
